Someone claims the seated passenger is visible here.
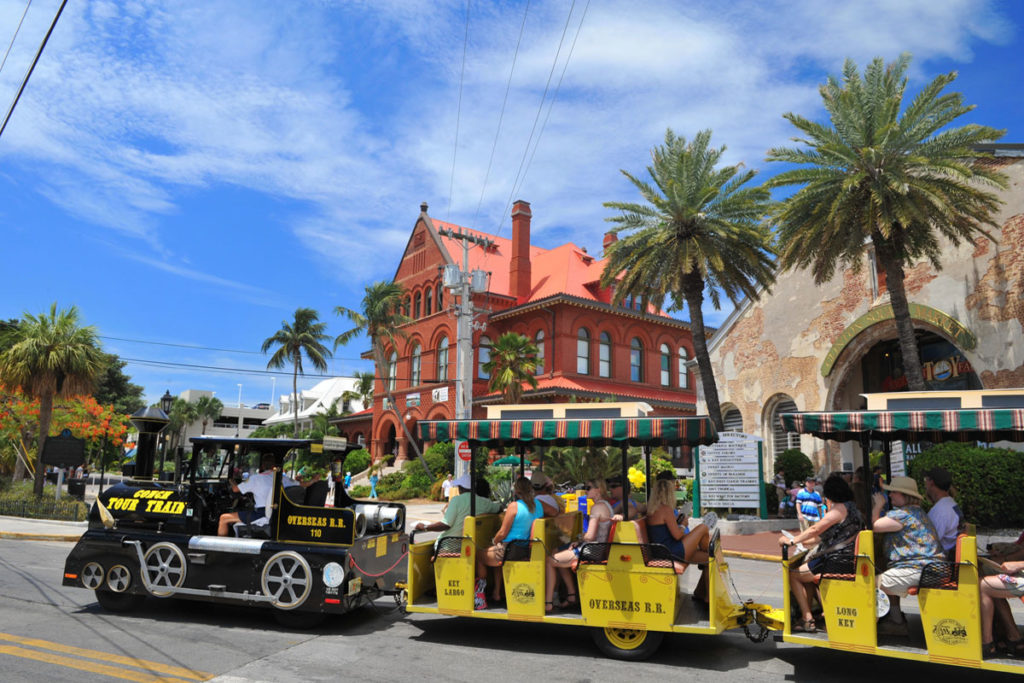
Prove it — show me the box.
[475,477,544,610]
[607,476,645,518]
[217,453,298,536]
[648,478,711,564]
[778,473,863,633]
[923,467,966,561]
[872,476,944,636]
[544,478,613,612]
[980,559,1024,658]
[531,469,562,516]
[413,474,501,546]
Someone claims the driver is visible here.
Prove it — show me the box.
[217,453,298,536]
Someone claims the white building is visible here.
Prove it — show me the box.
[178,389,273,440]
[261,377,367,433]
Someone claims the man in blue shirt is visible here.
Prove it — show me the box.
[796,478,822,531]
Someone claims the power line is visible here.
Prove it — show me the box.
[98,334,366,361]
[472,0,531,226]
[0,0,66,142]
[447,0,472,221]
[119,356,431,385]
[493,0,578,239]
[0,0,33,77]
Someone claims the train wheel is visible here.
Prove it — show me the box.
[106,564,133,593]
[81,562,104,589]
[142,542,187,597]
[261,551,312,610]
[591,626,664,661]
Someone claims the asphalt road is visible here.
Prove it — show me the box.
[0,539,1018,682]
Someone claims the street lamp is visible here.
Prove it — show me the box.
[157,390,173,480]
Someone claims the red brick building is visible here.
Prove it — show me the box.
[337,200,700,464]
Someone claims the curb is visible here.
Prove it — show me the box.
[722,549,779,563]
[0,531,82,542]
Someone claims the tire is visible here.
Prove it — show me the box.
[590,626,664,661]
[95,589,145,612]
[142,542,187,597]
[273,610,327,629]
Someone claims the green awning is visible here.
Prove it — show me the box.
[779,408,1024,444]
[418,415,718,447]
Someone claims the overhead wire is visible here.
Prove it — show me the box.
[97,334,367,362]
[471,0,531,226]
[0,0,66,141]
[446,0,472,222]
[119,356,426,385]
[0,0,33,77]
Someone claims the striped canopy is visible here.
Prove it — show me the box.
[779,408,1024,444]
[418,416,718,447]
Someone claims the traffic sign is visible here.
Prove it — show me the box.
[457,441,472,461]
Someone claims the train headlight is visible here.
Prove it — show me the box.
[322,561,346,588]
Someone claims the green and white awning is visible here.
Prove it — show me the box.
[418,416,718,447]
[779,408,1024,444]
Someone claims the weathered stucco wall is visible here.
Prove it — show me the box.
[708,154,1024,468]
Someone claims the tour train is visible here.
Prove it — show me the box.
[61,436,408,627]
[61,394,1024,674]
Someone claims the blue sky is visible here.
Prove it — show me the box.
[1,0,1021,409]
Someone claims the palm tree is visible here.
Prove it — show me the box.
[334,281,431,476]
[600,129,776,430]
[0,304,105,496]
[195,395,224,435]
[262,308,333,437]
[483,332,539,404]
[341,371,375,413]
[167,397,199,455]
[767,54,1006,390]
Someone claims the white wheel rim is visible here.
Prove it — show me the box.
[261,552,312,610]
[142,543,187,597]
[107,565,131,593]
[82,562,104,589]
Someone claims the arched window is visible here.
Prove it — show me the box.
[436,285,443,311]
[478,336,491,379]
[414,292,421,319]
[678,347,690,388]
[660,343,671,386]
[387,351,397,392]
[599,332,611,377]
[403,297,410,317]
[424,287,432,316]
[576,328,590,375]
[410,344,421,386]
[535,330,545,375]
[723,408,743,432]
[771,397,799,460]
[437,337,449,381]
[630,337,643,382]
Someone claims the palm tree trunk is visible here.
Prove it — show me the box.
[34,393,54,497]
[875,240,926,391]
[292,365,299,437]
[373,346,431,477]
[684,273,725,432]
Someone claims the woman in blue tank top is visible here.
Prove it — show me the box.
[475,477,543,609]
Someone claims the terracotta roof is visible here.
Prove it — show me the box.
[328,408,373,424]
[431,217,664,314]
[475,376,696,411]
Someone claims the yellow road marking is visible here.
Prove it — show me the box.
[0,633,211,680]
[0,644,197,683]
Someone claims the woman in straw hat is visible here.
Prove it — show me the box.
[872,475,944,636]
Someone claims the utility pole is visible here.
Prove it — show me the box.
[437,226,492,477]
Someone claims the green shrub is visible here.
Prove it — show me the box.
[424,442,454,476]
[400,459,434,497]
[764,481,779,513]
[343,449,371,474]
[775,449,814,485]
[375,471,407,498]
[906,443,1024,528]
[0,478,88,521]
[350,484,371,498]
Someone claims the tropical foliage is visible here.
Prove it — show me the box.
[342,371,374,413]
[262,308,333,436]
[483,332,539,404]
[0,304,105,496]
[767,54,1006,390]
[601,129,775,430]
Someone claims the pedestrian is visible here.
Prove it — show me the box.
[442,473,453,500]
[796,478,823,531]
[344,471,352,490]
[369,471,379,499]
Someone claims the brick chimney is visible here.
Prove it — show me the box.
[603,230,618,255]
[510,199,532,303]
